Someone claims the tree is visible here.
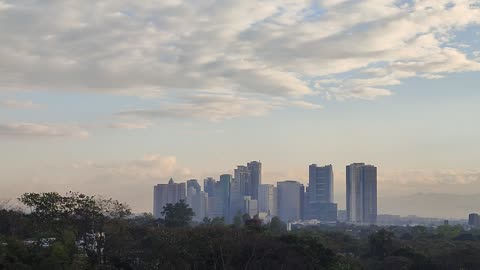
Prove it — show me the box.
[210,217,225,226]
[269,216,287,234]
[368,229,394,259]
[436,225,463,240]
[18,192,131,266]
[161,200,194,228]
[202,217,212,225]
[233,212,243,228]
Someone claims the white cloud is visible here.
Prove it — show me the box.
[0,122,89,138]
[0,155,192,212]
[0,99,41,109]
[118,91,280,121]
[0,0,479,119]
[290,100,323,110]
[109,120,153,130]
[0,1,11,11]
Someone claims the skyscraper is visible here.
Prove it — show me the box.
[209,177,231,219]
[190,190,208,222]
[229,161,262,221]
[204,177,216,198]
[277,180,303,222]
[247,161,262,200]
[258,184,277,216]
[308,164,334,203]
[243,196,258,218]
[346,163,377,224]
[186,179,201,198]
[306,164,337,221]
[153,178,186,218]
[469,213,480,228]
[230,166,250,220]
[219,174,232,219]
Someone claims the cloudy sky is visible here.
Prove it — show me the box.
[1,0,480,218]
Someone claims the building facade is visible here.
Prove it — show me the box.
[230,166,250,220]
[277,180,304,222]
[153,178,186,218]
[190,191,209,222]
[308,164,334,203]
[247,161,262,200]
[204,177,216,198]
[219,174,232,220]
[469,213,480,227]
[243,196,258,218]
[346,163,377,224]
[306,164,337,221]
[258,184,277,216]
[186,179,201,198]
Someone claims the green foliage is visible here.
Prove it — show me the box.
[4,191,480,269]
[368,229,394,259]
[201,217,225,227]
[233,212,243,228]
[19,192,131,238]
[269,216,287,234]
[436,225,463,239]
[161,200,195,228]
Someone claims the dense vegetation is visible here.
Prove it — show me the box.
[1,193,480,269]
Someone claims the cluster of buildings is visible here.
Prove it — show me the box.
[153,161,378,224]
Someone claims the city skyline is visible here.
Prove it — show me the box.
[1,0,480,220]
[152,161,374,225]
[2,1,480,268]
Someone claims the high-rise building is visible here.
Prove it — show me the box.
[208,177,231,219]
[277,180,303,222]
[229,161,262,221]
[217,174,232,219]
[243,196,258,218]
[153,178,186,218]
[230,166,250,220]
[469,213,480,227]
[308,164,334,203]
[204,177,216,198]
[258,184,277,216]
[337,210,348,222]
[190,190,208,222]
[346,163,377,224]
[247,161,262,200]
[306,164,337,221]
[186,179,201,198]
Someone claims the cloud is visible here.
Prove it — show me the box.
[0,0,479,119]
[72,155,190,180]
[0,122,89,138]
[108,120,153,130]
[0,155,192,213]
[0,99,41,109]
[118,91,279,121]
[290,100,323,109]
[0,1,11,11]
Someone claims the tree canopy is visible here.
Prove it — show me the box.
[160,200,195,228]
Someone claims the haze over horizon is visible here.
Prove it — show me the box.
[1,0,480,219]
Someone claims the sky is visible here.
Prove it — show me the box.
[1,0,480,218]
